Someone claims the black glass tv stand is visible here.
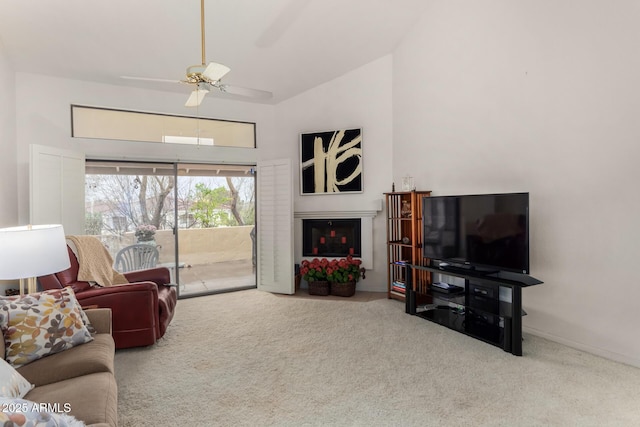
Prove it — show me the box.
[404,261,543,356]
[436,262,500,276]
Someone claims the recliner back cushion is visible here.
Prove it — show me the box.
[54,246,81,287]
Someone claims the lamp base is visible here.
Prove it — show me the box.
[28,277,37,294]
[19,277,38,295]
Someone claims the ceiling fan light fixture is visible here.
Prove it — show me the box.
[185,62,230,85]
[186,64,207,79]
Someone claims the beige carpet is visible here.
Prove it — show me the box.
[115,289,640,426]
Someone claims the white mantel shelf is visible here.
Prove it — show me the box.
[294,210,379,219]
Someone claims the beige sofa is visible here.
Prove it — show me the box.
[2,308,118,427]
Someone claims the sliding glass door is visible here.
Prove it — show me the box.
[174,163,256,297]
[85,160,256,298]
[85,161,177,285]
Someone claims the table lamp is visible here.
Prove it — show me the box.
[0,224,70,295]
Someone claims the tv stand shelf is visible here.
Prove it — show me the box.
[405,262,543,356]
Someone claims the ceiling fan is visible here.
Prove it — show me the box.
[121,0,272,106]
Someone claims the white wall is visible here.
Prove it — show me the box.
[14,73,276,224]
[393,1,640,366]
[0,40,17,227]
[274,55,394,291]
[0,40,18,292]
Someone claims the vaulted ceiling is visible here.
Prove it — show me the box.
[0,0,429,104]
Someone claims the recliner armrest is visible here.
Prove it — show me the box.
[124,266,171,286]
[74,282,160,344]
[77,281,159,299]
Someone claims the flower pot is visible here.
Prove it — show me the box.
[330,281,356,297]
[137,238,157,246]
[308,280,330,296]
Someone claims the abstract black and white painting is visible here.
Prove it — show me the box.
[300,128,363,195]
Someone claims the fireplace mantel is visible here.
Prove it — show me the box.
[294,210,379,219]
[294,205,381,270]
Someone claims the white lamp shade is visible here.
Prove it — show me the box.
[0,224,70,279]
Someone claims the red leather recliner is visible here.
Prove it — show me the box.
[39,246,177,349]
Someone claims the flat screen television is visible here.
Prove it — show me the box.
[422,192,529,274]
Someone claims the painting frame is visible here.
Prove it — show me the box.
[299,128,363,195]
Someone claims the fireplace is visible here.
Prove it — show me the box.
[302,218,361,257]
[295,204,381,271]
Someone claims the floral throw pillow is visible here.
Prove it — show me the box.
[0,288,94,367]
[0,358,33,398]
[75,303,96,335]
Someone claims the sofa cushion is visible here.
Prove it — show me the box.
[84,308,112,335]
[17,333,114,387]
[0,358,33,398]
[0,397,85,426]
[78,303,97,335]
[0,288,93,367]
[24,371,118,427]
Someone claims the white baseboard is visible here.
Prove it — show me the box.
[524,326,640,369]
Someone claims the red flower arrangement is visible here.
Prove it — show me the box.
[300,256,366,284]
[300,258,329,282]
[326,255,365,283]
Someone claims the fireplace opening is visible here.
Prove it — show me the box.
[302,218,361,257]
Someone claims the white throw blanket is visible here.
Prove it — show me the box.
[66,235,129,286]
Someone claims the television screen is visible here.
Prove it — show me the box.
[423,193,529,274]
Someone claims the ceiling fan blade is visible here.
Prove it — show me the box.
[185,88,209,107]
[219,84,273,100]
[202,62,231,82]
[120,76,182,84]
